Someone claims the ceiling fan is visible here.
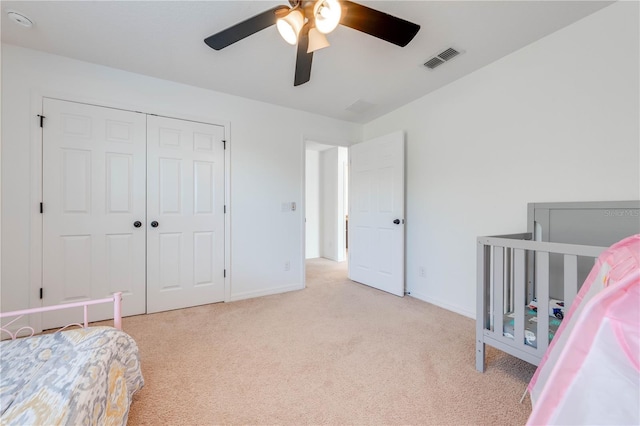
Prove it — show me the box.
[204,0,421,86]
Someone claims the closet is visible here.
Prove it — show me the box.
[41,98,225,327]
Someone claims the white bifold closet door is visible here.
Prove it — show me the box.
[42,98,225,328]
[146,115,225,313]
[42,98,147,327]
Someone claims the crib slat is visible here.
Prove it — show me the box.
[563,254,578,309]
[513,248,526,350]
[535,251,550,356]
[493,247,505,339]
[504,248,512,313]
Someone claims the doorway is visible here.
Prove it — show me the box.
[305,141,349,278]
[305,132,406,296]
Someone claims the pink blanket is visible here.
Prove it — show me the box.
[527,234,640,425]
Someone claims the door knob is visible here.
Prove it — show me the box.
[393,219,401,225]
[151,221,159,228]
[133,221,142,228]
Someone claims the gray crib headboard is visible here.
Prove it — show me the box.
[527,200,640,298]
[528,200,640,246]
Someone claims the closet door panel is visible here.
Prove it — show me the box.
[42,99,146,328]
[146,115,225,313]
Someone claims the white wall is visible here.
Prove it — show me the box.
[320,146,348,261]
[0,45,361,312]
[337,146,348,259]
[321,148,338,260]
[305,150,320,259]
[363,2,640,317]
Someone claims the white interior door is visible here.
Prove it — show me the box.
[146,115,226,313]
[348,131,405,296]
[42,98,147,328]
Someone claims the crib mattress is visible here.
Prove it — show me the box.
[503,309,562,348]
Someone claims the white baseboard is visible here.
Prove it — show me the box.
[228,283,304,302]
[408,291,475,319]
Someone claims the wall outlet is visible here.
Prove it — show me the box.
[419,267,426,277]
[284,260,291,271]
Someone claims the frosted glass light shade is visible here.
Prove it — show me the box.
[276,9,304,45]
[314,0,341,34]
[307,28,330,53]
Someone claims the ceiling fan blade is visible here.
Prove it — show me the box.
[340,1,420,47]
[204,5,289,50]
[294,25,313,86]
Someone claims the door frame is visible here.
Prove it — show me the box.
[29,90,231,332]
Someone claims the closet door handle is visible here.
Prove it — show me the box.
[151,221,159,228]
[133,221,142,228]
[393,219,401,225]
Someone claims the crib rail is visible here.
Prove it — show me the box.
[476,234,606,372]
[0,292,123,340]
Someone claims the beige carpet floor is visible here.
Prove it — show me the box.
[119,258,535,425]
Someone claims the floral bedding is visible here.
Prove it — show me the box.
[0,326,144,425]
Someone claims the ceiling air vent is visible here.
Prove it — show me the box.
[424,57,445,69]
[424,47,462,70]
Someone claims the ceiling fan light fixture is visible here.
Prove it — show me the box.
[307,27,330,53]
[276,8,304,45]
[204,0,421,87]
[314,0,341,34]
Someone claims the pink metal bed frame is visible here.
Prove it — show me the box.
[0,292,123,340]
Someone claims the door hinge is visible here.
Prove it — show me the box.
[40,202,43,214]
[222,139,226,150]
[37,114,45,128]
[223,269,226,278]
[39,288,43,299]
[224,205,226,214]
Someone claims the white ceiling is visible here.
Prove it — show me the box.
[1,1,613,123]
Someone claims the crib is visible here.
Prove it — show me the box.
[475,233,606,371]
[475,201,639,372]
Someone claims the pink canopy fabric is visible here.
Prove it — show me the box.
[527,234,640,425]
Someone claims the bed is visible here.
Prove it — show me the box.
[0,292,144,425]
[476,200,639,372]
